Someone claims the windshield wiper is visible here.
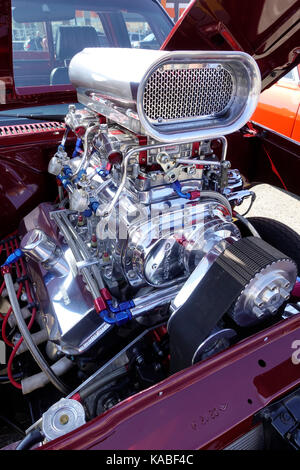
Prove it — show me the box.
[0,113,65,122]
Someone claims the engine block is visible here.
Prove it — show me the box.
[17,49,296,362]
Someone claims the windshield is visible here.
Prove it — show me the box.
[11,0,173,88]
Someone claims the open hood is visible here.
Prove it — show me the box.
[163,0,300,90]
[0,0,299,110]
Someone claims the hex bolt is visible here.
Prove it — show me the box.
[20,292,28,302]
[280,289,290,301]
[221,160,231,169]
[253,306,264,318]
[104,267,113,279]
[161,155,169,164]
[136,355,144,365]
[254,298,264,308]
[268,283,277,291]
[188,166,196,175]
[262,287,280,304]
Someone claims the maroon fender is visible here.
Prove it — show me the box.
[41,315,300,450]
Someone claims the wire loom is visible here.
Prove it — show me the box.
[0,232,37,390]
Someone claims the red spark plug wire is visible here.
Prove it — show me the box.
[0,235,37,389]
[7,307,37,390]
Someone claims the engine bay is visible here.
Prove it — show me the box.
[1,48,300,448]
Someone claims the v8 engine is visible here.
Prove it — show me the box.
[3,48,299,444]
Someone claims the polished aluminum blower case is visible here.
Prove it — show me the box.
[69,48,261,142]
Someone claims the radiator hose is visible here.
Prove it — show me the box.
[16,429,44,450]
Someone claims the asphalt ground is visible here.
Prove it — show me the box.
[236,183,300,235]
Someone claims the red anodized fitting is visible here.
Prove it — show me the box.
[105,162,112,172]
[100,288,112,301]
[94,296,107,314]
[71,392,81,402]
[1,265,10,276]
[189,190,201,200]
[74,126,86,138]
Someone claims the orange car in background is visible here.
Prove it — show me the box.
[252,65,300,142]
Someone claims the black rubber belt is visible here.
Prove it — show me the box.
[169,237,292,373]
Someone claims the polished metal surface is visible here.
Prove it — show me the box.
[69,48,261,143]
[20,229,57,264]
[32,206,185,354]
[64,106,98,133]
[143,64,234,122]
[18,206,109,356]
[20,118,246,354]
[42,398,86,442]
[123,200,239,288]
[138,51,261,142]
[226,169,243,191]
[20,52,261,364]
[132,284,183,318]
[95,140,199,219]
[20,229,69,277]
[231,260,298,326]
[51,210,101,298]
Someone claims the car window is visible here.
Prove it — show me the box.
[284,70,295,80]
[51,11,109,49]
[13,21,49,52]
[11,0,173,89]
[279,67,299,84]
[122,12,155,48]
[12,10,109,55]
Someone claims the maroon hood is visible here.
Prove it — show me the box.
[163,0,300,90]
[0,0,299,109]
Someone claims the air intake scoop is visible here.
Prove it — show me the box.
[69,48,261,142]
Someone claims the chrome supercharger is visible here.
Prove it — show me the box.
[19,49,296,368]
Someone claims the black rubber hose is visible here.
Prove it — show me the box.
[16,429,44,450]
